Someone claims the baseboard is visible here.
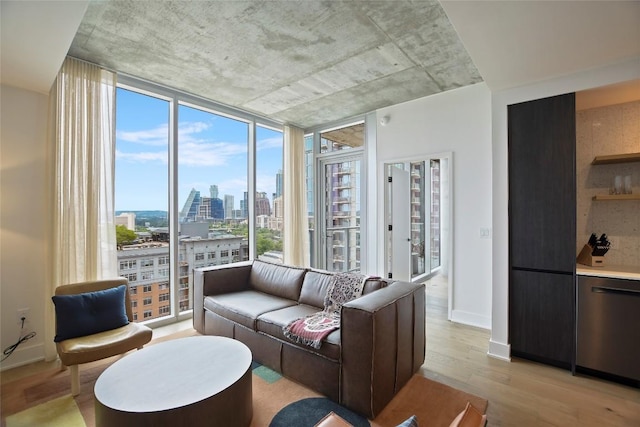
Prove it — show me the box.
[450,309,491,330]
[487,340,511,362]
[0,342,44,371]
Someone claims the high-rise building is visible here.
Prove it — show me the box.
[224,194,234,219]
[210,184,218,199]
[270,195,283,231]
[255,192,271,216]
[241,191,248,219]
[197,197,211,220]
[327,158,360,272]
[275,169,283,199]
[210,197,224,220]
[180,188,201,222]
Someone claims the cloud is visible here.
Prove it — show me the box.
[257,136,283,151]
[117,124,169,146]
[116,149,168,163]
[116,121,211,146]
[117,121,250,166]
[179,141,247,166]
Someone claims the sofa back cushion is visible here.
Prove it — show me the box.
[250,260,306,301]
[299,270,334,308]
[299,270,390,308]
[362,278,388,295]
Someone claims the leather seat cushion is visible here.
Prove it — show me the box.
[204,291,297,330]
[257,304,341,361]
[56,322,152,366]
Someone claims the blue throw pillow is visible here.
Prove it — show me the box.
[397,415,419,427]
[52,285,129,342]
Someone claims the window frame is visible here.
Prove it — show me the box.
[304,117,368,271]
[116,74,283,329]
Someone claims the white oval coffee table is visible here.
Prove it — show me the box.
[94,335,252,427]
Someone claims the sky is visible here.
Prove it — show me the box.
[115,88,283,212]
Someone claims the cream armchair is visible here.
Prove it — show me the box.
[52,278,153,396]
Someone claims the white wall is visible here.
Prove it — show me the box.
[374,82,493,329]
[1,84,50,369]
[489,58,640,361]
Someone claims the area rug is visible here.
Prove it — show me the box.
[1,329,319,427]
[370,374,488,427]
[270,397,370,427]
[5,394,85,427]
[2,329,487,427]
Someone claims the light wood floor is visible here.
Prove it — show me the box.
[421,273,639,427]
[1,275,639,426]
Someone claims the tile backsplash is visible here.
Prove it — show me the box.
[576,100,640,267]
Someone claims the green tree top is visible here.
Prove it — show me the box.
[116,225,137,247]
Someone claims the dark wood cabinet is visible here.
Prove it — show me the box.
[510,270,574,368]
[508,93,576,273]
[508,93,576,369]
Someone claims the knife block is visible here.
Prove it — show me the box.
[577,244,605,267]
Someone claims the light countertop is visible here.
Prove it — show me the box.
[576,264,640,281]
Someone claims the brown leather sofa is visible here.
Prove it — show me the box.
[193,260,426,419]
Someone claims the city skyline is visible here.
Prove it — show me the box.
[115,87,283,212]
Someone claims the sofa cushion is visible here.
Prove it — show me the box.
[256,304,341,361]
[362,278,388,295]
[300,270,389,307]
[250,260,307,301]
[299,270,334,308]
[204,290,296,330]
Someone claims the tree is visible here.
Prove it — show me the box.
[116,225,137,247]
[256,234,274,255]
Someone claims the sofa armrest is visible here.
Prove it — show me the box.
[193,261,253,333]
[340,281,426,419]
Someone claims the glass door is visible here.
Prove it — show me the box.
[430,160,441,269]
[321,156,361,272]
[410,161,428,278]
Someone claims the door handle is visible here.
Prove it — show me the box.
[591,286,640,297]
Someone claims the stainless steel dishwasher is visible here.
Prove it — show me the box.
[576,275,640,383]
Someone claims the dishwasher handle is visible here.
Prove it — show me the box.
[591,286,640,297]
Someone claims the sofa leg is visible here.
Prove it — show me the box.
[70,365,80,396]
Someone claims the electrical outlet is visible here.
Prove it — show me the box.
[16,308,29,325]
[480,228,492,239]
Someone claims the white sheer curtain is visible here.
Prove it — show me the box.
[44,57,118,360]
[283,125,310,267]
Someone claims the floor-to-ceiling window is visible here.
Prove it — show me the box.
[306,121,364,272]
[177,103,251,315]
[115,78,282,326]
[115,88,171,322]
[304,135,315,267]
[256,125,284,262]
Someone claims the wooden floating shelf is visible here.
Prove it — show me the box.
[592,194,640,201]
[591,152,640,165]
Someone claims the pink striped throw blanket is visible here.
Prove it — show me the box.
[283,272,370,349]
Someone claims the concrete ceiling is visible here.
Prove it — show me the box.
[2,1,639,129]
[67,0,481,128]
